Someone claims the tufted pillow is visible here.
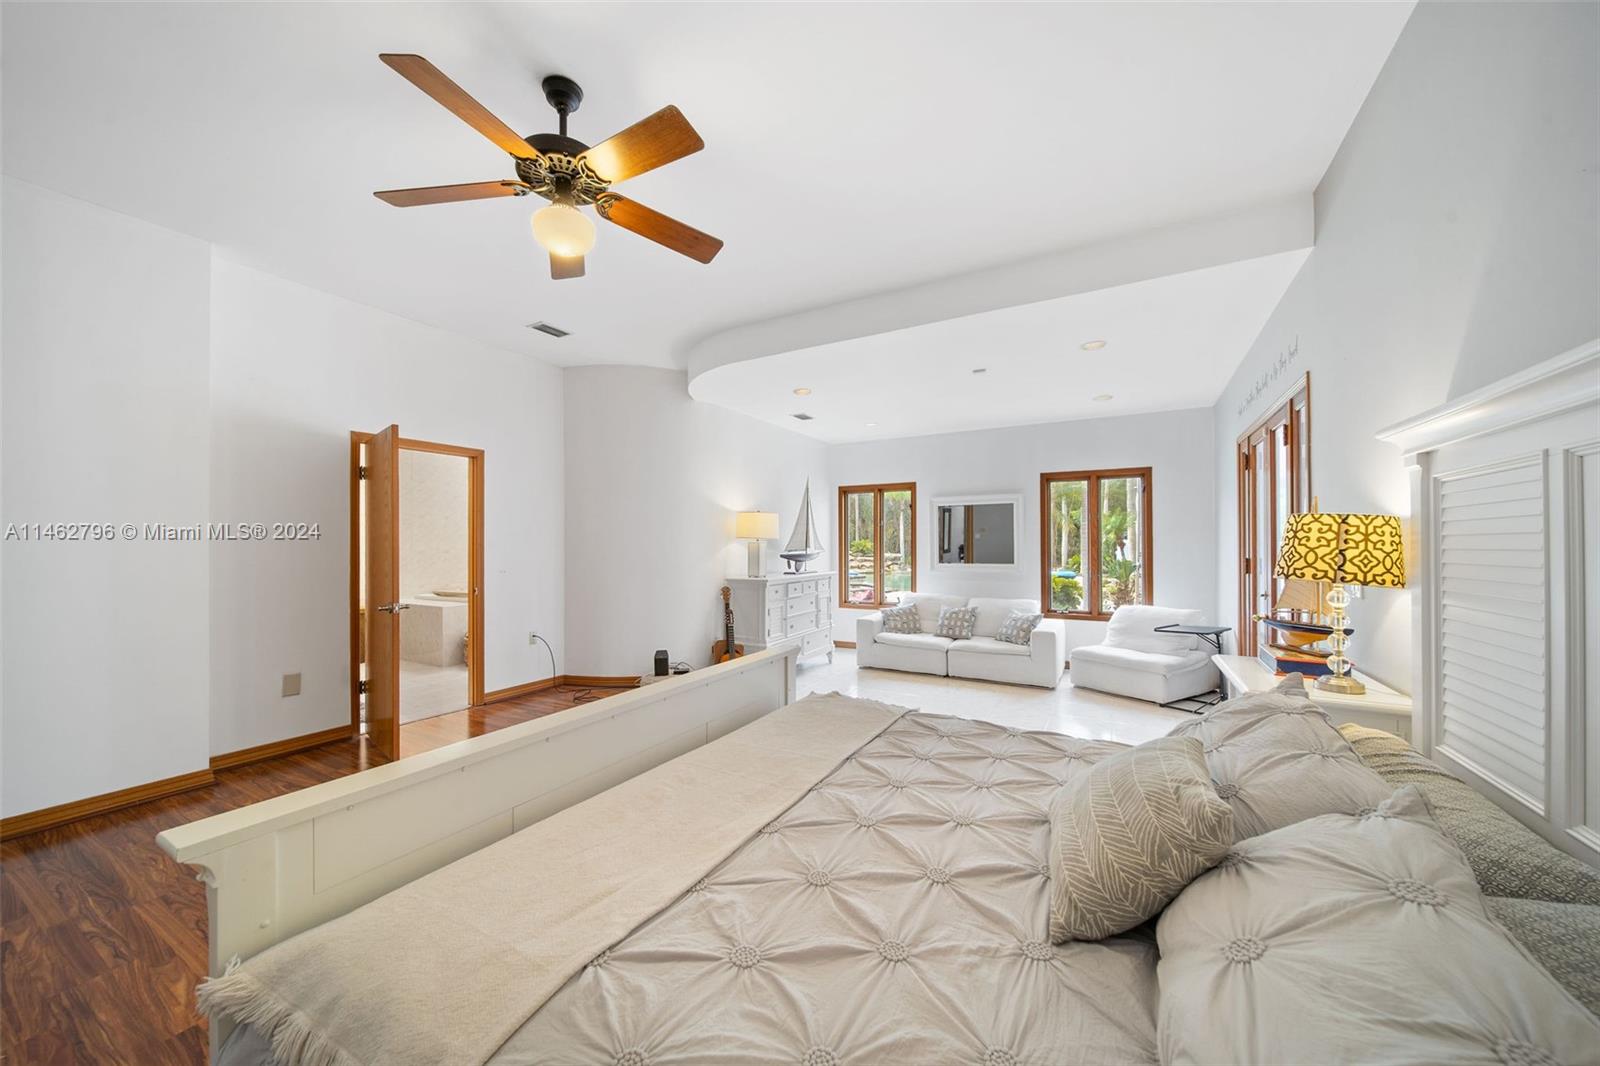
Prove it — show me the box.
[1169,675,1390,840]
[1047,735,1233,942]
[879,602,921,635]
[1155,786,1600,1065]
[996,610,1043,645]
[1484,897,1600,1016]
[933,604,978,640]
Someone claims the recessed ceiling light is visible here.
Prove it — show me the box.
[971,368,987,375]
[1093,393,1114,402]
[866,422,879,427]
[793,387,812,396]
[1081,340,1107,351]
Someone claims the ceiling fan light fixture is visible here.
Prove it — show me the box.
[531,203,597,257]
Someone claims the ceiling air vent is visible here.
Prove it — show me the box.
[791,412,814,422]
[526,321,569,338]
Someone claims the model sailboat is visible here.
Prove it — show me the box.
[780,479,824,572]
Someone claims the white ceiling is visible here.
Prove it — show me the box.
[690,247,1310,443]
[2,3,1411,371]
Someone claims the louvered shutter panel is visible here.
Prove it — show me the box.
[1435,459,1547,813]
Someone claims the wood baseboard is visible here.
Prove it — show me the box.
[210,725,356,772]
[561,674,642,689]
[834,640,857,649]
[483,676,563,704]
[1,768,216,842]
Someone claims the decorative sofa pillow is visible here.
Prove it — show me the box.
[996,610,1043,645]
[1169,675,1390,840]
[1048,735,1233,942]
[1155,786,1600,1065]
[879,602,921,635]
[1340,723,1600,906]
[933,604,978,640]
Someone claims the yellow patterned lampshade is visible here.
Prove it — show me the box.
[1275,512,1405,588]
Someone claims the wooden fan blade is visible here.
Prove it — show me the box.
[379,54,538,160]
[597,195,722,264]
[373,181,529,207]
[579,106,704,184]
[550,254,585,280]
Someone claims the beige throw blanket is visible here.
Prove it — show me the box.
[198,693,906,1066]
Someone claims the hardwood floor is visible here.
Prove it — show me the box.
[0,685,602,1065]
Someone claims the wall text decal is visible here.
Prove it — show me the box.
[1236,337,1301,419]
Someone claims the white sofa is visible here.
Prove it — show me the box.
[856,593,1066,688]
[1069,604,1221,704]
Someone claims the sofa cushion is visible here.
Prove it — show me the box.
[968,597,1041,638]
[933,604,978,639]
[996,610,1043,645]
[879,602,921,635]
[1155,786,1600,1066]
[1071,644,1206,677]
[874,632,953,652]
[1048,735,1233,942]
[948,636,1031,658]
[1104,604,1204,655]
[1341,724,1600,905]
[897,593,968,634]
[1169,682,1391,841]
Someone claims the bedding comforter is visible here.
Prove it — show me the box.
[220,708,1158,1066]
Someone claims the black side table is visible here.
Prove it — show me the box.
[1152,624,1232,713]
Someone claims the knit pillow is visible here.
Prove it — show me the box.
[996,610,1043,645]
[879,602,921,635]
[1048,735,1234,942]
[934,605,978,640]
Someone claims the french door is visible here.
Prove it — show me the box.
[1236,375,1310,655]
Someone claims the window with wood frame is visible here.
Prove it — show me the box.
[1040,468,1153,620]
[839,483,915,608]
[1236,374,1310,655]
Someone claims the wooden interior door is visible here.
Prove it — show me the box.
[364,425,402,762]
[1236,376,1311,656]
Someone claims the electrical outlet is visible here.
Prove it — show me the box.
[528,632,538,645]
[281,672,302,697]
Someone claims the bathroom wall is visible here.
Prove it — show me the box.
[399,449,469,600]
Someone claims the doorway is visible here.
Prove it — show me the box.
[1235,374,1310,656]
[350,428,485,761]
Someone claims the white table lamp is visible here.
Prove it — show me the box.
[736,511,779,577]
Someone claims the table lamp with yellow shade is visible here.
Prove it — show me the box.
[1274,512,1405,695]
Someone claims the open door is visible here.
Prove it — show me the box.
[364,424,402,762]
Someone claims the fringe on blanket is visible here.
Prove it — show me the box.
[197,957,361,1066]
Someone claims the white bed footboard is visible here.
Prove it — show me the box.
[157,646,797,1056]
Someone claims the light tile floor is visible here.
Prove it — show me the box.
[400,659,469,724]
[794,647,1193,744]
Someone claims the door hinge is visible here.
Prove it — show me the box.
[358,465,368,480]
[358,679,370,694]
[1243,557,1252,575]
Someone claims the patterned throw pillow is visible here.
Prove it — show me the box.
[880,602,921,634]
[1047,735,1233,942]
[934,605,978,639]
[996,610,1043,645]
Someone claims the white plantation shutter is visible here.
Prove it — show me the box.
[1435,458,1548,813]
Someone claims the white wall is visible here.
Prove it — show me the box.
[399,449,469,600]
[563,367,829,676]
[1212,0,1600,692]
[1,178,212,814]
[209,260,565,755]
[827,407,1218,653]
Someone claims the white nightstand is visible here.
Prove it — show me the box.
[1212,655,1413,741]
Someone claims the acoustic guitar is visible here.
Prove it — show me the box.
[711,585,745,664]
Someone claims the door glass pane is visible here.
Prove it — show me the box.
[881,489,913,605]
[1272,421,1291,606]
[1047,479,1088,612]
[1099,475,1146,609]
[843,491,877,605]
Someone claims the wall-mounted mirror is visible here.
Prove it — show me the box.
[932,495,1023,571]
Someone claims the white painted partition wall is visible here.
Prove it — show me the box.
[1379,341,1600,865]
[157,647,797,1057]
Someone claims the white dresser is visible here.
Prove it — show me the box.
[727,571,835,665]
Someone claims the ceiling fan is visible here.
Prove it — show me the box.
[373,54,723,280]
